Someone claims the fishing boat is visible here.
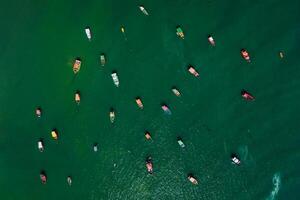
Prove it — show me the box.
[172,87,181,96]
[241,49,250,62]
[36,107,42,117]
[139,5,149,15]
[188,66,199,77]
[75,91,80,104]
[177,137,185,148]
[145,131,152,140]
[93,143,98,152]
[176,26,185,39]
[231,154,241,165]
[146,156,153,174]
[161,104,171,114]
[51,129,58,140]
[100,54,106,66]
[208,35,215,46]
[85,27,91,41]
[241,89,255,101]
[73,59,81,74]
[188,174,198,185]
[67,176,72,186]
[135,97,144,109]
[38,140,44,152]
[40,172,47,184]
[111,72,119,87]
[110,109,115,123]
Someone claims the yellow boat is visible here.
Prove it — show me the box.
[51,130,58,140]
[73,59,81,74]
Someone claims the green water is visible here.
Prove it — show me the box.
[0,0,300,199]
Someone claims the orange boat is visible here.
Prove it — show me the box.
[135,97,143,109]
[75,91,80,104]
[73,59,81,74]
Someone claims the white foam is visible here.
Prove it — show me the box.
[266,173,281,200]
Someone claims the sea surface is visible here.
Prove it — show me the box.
[0,0,299,199]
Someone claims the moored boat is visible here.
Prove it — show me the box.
[172,87,181,96]
[100,54,106,66]
[208,35,215,46]
[135,97,144,109]
[145,131,152,140]
[139,5,149,15]
[188,174,198,185]
[51,129,58,140]
[188,66,199,77]
[241,89,255,101]
[146,156,153,174]
[93,143,98,152]
[38,140,44,152]
[40,172,47,184]
[161,104,171,114]
[85,27,92,41]
[36,107,42,117]
[73,59,81,74]
[67,176,72,186]
[279,51,284,59]
[231,154,241,165]
[75,91,81,104]
[110,109,115,123]
[176,26,185,39]
[241,49,250,62]
[177,137,185,148]
[111,72,119,87]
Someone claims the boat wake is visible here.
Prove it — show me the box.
[266,173,281,200]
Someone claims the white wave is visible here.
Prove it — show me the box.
[266,173,281,200]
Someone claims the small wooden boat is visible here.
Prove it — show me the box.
[100,54,106,66]
[241,49,250,62]
[241,89,255,101]
[177,137,185,148]
[139,5,149,15]
[111,72,119,87]
[176,26,185,39]
[135,97,144,109]
[145,131,152,140]
[36,107,42,117]
[188,175,198,185]
[40,172,47,184]
[208,35,215,46]
[172,87,181,96]
[51,129,58,140]
[110,109,115,123]
[73,59,81,74]
[67,176,72,186]
[75,91,80,104]
[188,66,199,77]
[85,27,91,41]
[146,156,153,174]
[38,140,44,152]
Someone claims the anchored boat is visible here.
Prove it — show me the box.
[188,174,198,185]
[93,143,98,152]
[73,59,81,74]
[111,72,119,87]
[188,66,199,77]
[161,104,171,114]
[135,97,144,109]
[241,49,250,62]
[176,26,185,39]
[51,129,58,140]
[67,176,72,186]
[100,54,106,66]
[145,131,152,140]
[85,27,91,41]
[146,156,153,174]
[36,107,42,117]
[177,137,185,148]
[208,35,215,46]
[231,154,241,165]
[139,5,149,15]
[40,172,47,184]
[38,140,44,152]
[172,87,181,96]
[241,89,255,101]
[75,91,81,104]
[110,109,115,123]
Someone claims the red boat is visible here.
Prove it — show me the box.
[146,157,153,174]
[40,173,47,184]
[241,49,250,62]
[241,90,255,100]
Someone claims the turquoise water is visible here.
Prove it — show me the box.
[0,0,300,199]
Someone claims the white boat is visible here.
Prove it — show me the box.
[208,35,215,46]
[38,140,44,152]
[177,137,185,148]
[93,143,98,152]
[100,54,106,66]
[231,154,241,165]
[139,6,149,15]
[111,72,119,87]
[85,27,91,41]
